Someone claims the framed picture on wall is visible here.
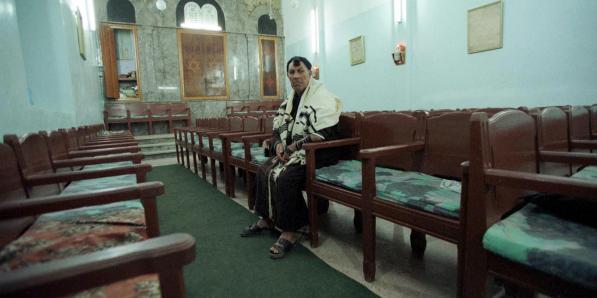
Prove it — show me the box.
[349,35,365,66]
[75,8,86,60]
[467,0,503,54]
[259,36,279,99]
[177,29,229,100]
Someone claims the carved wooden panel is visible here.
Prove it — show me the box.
[259,36,279,99]
[178,30,228,100]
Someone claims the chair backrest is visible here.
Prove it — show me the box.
[229,116,243,131]
[44,130,70,164]
[170,103,189,115]
[149,103,170,116]
[3,133,61,198]
[421,112,472,180]
[104,103,128,118]
[360,112,419,170]
[0,143,36,247]
[214,117,227,129]
[127,103,149,117]
[486,110,537,223]
[76,127,89,147]
[535,107,571,176]
[262,116,275,133]
[63,128,80,151]
[243,116,261,132]
[196,118,209,128]
[338,112,360,138]
[568,105,591,142]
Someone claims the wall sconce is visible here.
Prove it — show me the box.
[394,0,406,24]
[312,65,320,80]
[156,0,167,11]
[392,42,406,65]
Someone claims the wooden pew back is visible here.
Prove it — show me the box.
[0,143,36,246]
[3,133,61,198]
[487,110,537,223]
[535,107,571,176]
[360,112,420,170]
[421,112,472,179]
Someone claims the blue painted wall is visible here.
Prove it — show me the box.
[0,0,103,137]
[282,0,597,111]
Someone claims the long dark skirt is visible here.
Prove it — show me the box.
[254,160,307,232]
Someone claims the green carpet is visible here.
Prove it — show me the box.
[148,165,377,298]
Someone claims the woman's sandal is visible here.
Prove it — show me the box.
[240,223,271,237]
[268,237,296,259]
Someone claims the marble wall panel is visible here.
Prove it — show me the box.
[95,0,285,117]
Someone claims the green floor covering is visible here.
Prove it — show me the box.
[148,165,377,297]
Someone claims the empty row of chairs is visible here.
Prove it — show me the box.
[104,102,191,134]
[0,125,195,297]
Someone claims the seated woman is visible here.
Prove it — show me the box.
[240,56,342,259]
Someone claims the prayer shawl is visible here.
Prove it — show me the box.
[270,79,342,179]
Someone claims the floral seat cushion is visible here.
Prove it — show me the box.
[59,161,143,225]
[231,146,268,165]
[315,160,461,219]
[0,216,157,297]
[483,202,597,290]
[571,165,597,181]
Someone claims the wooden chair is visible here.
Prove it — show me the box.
[201,117,246,189]
[170,103,191,129]
[127,103,151,135]
[463,110,597,297]
[356,112,471,291]
[220,116,266,197]
[305,112,422,250]
[149,103,172,134]
[0,143,195,298]
[0,233,196,298]
[103,103,130,131]
[188,117,230,177]
[3,133,157,236]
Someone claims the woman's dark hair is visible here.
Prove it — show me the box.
[286,56,312,72]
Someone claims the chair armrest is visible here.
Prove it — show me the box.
[220,131,264,142]
[25,164,152,186]
[303,137,361,152]
[0,233,196,298]
[539,150,597,166]
[358,141,425,160]
[241,133,273,143]
[570,139,597,150]
[0,181,163,219]
[69,146,140,158]
[78,142,138,150]
[53,153,144,168]
[485,168,597,200]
